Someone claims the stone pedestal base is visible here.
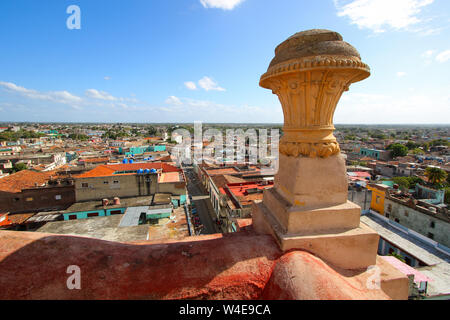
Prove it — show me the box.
[275,154,348,210]
[264,187,361,234]
[252,201,379,270]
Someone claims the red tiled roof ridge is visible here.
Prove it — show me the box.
[0,170,58,193]
[76,162,180,178]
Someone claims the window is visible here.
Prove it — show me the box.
[430,221,435,228]
[13,198,20,202]
[68,215,77,220]
[87,212,99,217]
[428,232,434,240]
[385,213,390,218]
[394,218,400,223]
[376,196,381,204]
[25,197,33,202]
[113,180,119,184]
[109,210,122,215]
[81,183,89,188]
[103,181,109,184]
[387,204,392,212]
[55,195,62,200]
[404,210,409,217]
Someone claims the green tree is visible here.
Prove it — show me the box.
[445,188,450,205]
[391,176,423,190]
[389,252,405,263]
[410,148,425,155]
[405,141,418,150]
[424,167,448,186]
[12,163,27,173]
[387,143,408,158]
[147,126,157,136]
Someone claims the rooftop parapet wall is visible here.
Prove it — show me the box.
[0,229,405,300]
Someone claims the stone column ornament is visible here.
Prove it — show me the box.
[253,30,380,270]
[260,29,370,158]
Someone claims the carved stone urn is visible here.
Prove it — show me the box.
[253,29,379,270]
[260,29,370,158]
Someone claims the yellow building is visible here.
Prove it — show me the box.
[367,184,390,215]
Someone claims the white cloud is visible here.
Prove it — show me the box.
[422,50,435,58]
[0,81,82,104]
[334,0,434,33]
[396,72,407,77]
[421,49,435,64]
[85,89,117,101]
[165,95,183,106]
[200,0,245,10]
[104,76,111,81]
[436,50,450,63]
[159,96,282,122]
[184,81,197,90]
[198,76,226,91]
[0,81,151,113]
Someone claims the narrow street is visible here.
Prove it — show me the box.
[183,167,220,235]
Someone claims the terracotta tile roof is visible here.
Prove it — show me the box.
[79,157,110,163]
[212,174,247,189]
[224,181,274,207]
[205,168,239,176]
[158,172,183,183]
[0,213,34,226]
[156,155,172,162]
[76,162,180,178]
[0,170,57,193]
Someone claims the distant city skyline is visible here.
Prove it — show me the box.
[0,0,449,124]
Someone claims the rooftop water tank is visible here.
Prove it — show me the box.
[137,169,144,174]
[129,159,134,164]
[122,158,128,164]
[144,169,150,174]
[150,168,157,173]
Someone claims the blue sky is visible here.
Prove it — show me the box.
[0,0,449,123]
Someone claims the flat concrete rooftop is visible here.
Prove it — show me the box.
[361,213,450,265]
[36,215,149,242]
[64,195,154,213]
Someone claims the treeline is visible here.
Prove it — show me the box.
[67,133,89,141]
[0,129,45,141]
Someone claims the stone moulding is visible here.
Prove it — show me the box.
[260,55,370,84]
[279,140,340,158]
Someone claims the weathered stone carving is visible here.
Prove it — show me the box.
[260,29,370,158]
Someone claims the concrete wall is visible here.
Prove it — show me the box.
[63,207,126,221]
[366,186,385,215]
[347,188,371,212]
[0,185,75,213]
[75,174,186,202]
[385,198,450,248]
[75,174,158,202]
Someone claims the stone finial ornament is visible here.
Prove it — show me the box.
[260,29,370,158]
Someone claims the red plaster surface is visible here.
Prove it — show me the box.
[0,227,392,300]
